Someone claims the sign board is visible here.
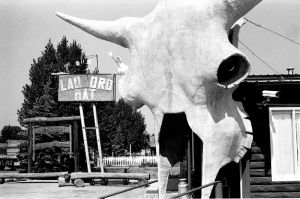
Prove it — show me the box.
[58,74,115,102]
[33,126,71,134]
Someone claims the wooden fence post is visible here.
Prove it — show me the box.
[72,121,79,172]
[27,122,33,173]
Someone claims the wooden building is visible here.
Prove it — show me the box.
[232,73,300,198]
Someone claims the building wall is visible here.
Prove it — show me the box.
[238,78,300,198]
[250,141,300,198]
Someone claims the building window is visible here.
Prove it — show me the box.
[269,107,300,181]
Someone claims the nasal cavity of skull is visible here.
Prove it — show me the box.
[217,54,249,89]
[159,112,191,166]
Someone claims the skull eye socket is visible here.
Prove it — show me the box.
[217,54,250,88]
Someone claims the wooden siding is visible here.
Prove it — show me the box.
[250,141,300,198]
[234,74,300,198]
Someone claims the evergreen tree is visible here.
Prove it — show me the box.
[18,37,88,123]
[17,36,147,172]
[112,100,147,154]
[0,125,24,141]
[30,82,57,117]
[89,100,147,156]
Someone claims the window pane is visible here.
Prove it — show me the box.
[271,111,295,175]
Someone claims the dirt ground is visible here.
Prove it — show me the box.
[0,167,180,199]
[0,180,148,199]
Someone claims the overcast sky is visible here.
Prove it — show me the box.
[0,0,299,132]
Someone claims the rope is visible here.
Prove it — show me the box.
[245,18,300,46]
[238,40,285,80]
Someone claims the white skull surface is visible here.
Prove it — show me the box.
[56,0,261,198]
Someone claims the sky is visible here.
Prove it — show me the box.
[0,0,300,132]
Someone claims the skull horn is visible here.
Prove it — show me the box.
[56,12,138,48]
[226,0,262,22]
[229,18,247,48]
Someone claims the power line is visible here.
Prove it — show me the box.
[238,40,284,79]
[245,18,300,46]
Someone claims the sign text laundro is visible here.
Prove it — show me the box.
[58,74,115,102]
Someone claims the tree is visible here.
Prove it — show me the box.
[17,36,147,173]
[30,82,57,117]
[87,100,148,156]
[18,37,88,123]
[112,100,147,154]
[16,37,88,172]
[0,125,25,141]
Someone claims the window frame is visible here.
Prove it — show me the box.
[269,107,300,181]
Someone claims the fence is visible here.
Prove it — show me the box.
[100,156,157,167]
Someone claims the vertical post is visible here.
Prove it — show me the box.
[32,127,35,161]
[113,74,116,101]
[240,155,251,198]
[92,103,104,173]
[79,104,91,173]
[191,131,195,172]
[72,121,79,172]
[187,132,192,190]
[27,122,33,173]
[215,181,223,198]
[69,125,72,157]
[96,55,99,74]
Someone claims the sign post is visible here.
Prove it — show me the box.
[58,74,116,173]
[93,104,104,173]
[79,103,91,173]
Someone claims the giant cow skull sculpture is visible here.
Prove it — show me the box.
[56,0,262,197]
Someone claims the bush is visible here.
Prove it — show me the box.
[32,146,72,173]
[0,125,25,141]
[17,129,72,173]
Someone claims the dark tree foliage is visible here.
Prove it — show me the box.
[0,125,25,141]
[18,37,88,123]
[32,147,71,173]
[16,37,88,172]
[17,36,147,172]
[112,100,148,154]
[30,82,57,117]
[86,100,148,157]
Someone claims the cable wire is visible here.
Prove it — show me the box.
[245,18,300,46]
[238,40,285,80]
